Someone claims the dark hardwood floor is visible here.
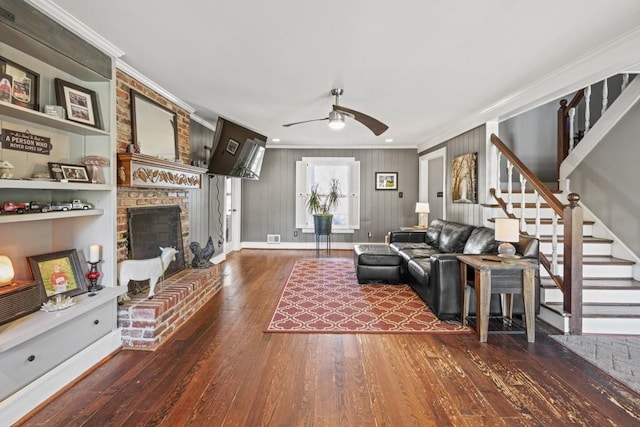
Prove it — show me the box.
[19,250,640,426]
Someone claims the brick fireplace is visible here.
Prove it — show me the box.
[115,69,220,350]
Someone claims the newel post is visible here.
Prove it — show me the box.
[557,99,568,175]
[563,192,583,334]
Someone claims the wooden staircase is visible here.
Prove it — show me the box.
[485,191,640,334]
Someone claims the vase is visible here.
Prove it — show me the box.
[313,214,333,235]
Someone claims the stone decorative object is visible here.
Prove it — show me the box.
[0,160,14,179]
[190,236,214,269]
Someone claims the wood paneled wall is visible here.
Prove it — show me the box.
[189,120,225,257]
[241,148,419,243]
[420,125,486,227]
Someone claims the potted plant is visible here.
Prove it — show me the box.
[306,178,342,235]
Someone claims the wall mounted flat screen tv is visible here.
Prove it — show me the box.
[207,117,267,179]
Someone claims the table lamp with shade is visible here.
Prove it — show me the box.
[415,202,430,228]
[494,218,520,262]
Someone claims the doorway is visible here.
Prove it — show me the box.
[224,177,241,255]
[419,147,447,222]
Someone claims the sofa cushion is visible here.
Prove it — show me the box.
[425,219,446,248]
[397,247,438,263]
[438,222,475,253]
[463,226,499,255]
[389,242,430,253]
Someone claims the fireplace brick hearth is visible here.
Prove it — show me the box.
[118,265,221,350]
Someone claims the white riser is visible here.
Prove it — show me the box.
[582,318,640,334]
[541,242,612,256]
[540,264,633,279]
[524,223,593,236]
[538,306,640,335]
[486,207,556,218]
[538,306,565,331]
[542,287,640,304]
[494,191,565,204]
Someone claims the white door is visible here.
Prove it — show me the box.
[224,177,241,254]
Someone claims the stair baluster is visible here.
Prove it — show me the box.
[534,192,541,239]
[495,151,502,198]
[622,73,629,91]
[568,107,576,151]
[552,213,559,276]
[520,175,527,232]
[584,85,592,132]
[601,78,609,116]
[507,161,513,214]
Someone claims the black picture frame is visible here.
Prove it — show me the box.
[375,172,398,190]
[226,139,239,155]
[48,162,91,182]
[54,78,102,129]
[28,249,88,299]
[0,56,40,111]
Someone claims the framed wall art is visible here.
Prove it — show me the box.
[54,78,102,129]
[451,152,478,204]
[226,139,239,155]
[28,249,88,298]
[375,172,398,190]
[0,56,40,111]
[48,162,90,182]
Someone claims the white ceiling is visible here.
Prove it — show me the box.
[44,0,640,150]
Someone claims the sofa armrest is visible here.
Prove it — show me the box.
[388,231,426,243]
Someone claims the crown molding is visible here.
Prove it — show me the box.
[25,0,124,58]
[190,114,217,131]
[417,25,640,152]
[116,60,195,114]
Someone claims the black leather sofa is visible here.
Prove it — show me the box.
[388,219,540,321]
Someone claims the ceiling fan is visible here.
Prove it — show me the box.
[282,88,389,136]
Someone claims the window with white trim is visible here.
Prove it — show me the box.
[295,157,360,233]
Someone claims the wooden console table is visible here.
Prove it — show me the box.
[458,255,537,343]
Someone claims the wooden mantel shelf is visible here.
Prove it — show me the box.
[117,153,207,189]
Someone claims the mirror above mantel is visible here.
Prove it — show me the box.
[130,89,179,161]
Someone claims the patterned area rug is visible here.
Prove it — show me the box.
[265,259,471,334]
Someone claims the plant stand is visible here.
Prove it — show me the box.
[313,214,333,256]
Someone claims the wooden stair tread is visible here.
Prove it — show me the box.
[548,255,635,265]
[482,202,554,209]
[487,218,595,225]
[538,236,612,243]
[497,188,562,194]
[541,278,640,289]
[543,302,640,317]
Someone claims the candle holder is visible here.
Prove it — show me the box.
[87,260,103,292]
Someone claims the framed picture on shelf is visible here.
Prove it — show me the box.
[0,56,40,111]
[54,78,102,129]
[48,162,90,182]
[28,249,88,299]
[375,172,398,190]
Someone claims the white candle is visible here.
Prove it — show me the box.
[89,244,100,263]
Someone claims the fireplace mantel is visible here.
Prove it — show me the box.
[117,153,207,189]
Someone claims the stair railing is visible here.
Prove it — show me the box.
[557,74,631,171]
[490,133,584,334]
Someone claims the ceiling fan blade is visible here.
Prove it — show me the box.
[333,105,388,136]
[282,117,329,127]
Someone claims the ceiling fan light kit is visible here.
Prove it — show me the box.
[283,88,388,136]
[328,110,345,130]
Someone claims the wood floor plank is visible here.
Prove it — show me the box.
[16,249,640,426]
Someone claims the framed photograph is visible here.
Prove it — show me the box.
[0,56,40,111]
[54,78,102,129]
[452,152,478,204]
[226,139,239,155]
[48,162,90,182]
[375,172,398,190]
[28,249,88,299]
